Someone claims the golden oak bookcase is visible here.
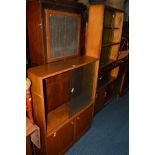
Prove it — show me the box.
[86,4,124,114]
[28,56,99,155]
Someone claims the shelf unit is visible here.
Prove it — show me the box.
[28,56,99,155]
[86,4,124,114]
[116,51,129,96]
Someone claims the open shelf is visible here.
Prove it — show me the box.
[99,58,115,69]
[97,75,117,90]
[102,41,121,47]
[47,103,70,133]
[104,26,120,29]
[69,94,93,116]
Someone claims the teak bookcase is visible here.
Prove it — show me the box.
[26,0,87,66]
[86,4,124,114]
[27,1,101,155]
[28,56,99,155]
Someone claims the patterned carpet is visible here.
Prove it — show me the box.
[65,92,129,155]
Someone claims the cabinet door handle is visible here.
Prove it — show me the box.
[71,88,74,93]
[53,132,56,137]
[99,77,102,80]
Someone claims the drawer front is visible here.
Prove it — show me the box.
[47,119,75,155]
[75,104,93,139]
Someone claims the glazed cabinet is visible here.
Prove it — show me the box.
[26,0,87,66]
[28,56,98,155]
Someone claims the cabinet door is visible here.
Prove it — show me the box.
[44,71,71,113]
[47,119,75,155]
[75,104,93,139]
[70,63,95,116]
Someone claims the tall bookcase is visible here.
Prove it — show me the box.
[27,1,100,155]
[86,4,124,114]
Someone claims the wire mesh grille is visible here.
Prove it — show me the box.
[49,14,79,58]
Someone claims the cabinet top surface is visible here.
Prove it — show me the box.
[28,56,97,79]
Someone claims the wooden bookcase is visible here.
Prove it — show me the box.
[28,56,99,155]
[27,1,101,154]
[26,0,87,66]
[86,4,124,114]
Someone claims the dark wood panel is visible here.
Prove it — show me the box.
[27,1,46,66]
[75,104,93,139]
[44,71,71,112]
[47,119,75,155]
[26,136,33,155]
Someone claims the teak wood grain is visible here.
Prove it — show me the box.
[28,56,98,79]
[28,55,98,154]
[44,71,71,112]
[27,1,46,65]
[86,5,104,59]
[89,4,124,114]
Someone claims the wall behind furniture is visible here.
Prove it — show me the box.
[78,0,129,21]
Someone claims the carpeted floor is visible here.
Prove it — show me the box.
[65,92,129,155]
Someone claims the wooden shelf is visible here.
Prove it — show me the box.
[118,50,129,60]
[47,103,70,133]
[102,42,121,47]
[98,76,116,90]
[99,59,115,69]
[28,56,97,79]
[70,94,93,116]
[104,26,120,29]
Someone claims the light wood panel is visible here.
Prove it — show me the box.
[86,5,104,59]
[28,56,97,79]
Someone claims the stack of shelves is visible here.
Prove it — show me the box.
[86,4,124,114]
[28,57,98,155]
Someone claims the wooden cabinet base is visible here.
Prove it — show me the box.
[33,104,93,155]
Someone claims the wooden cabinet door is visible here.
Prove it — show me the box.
[47,119,75,155]
[75,105,93,139]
